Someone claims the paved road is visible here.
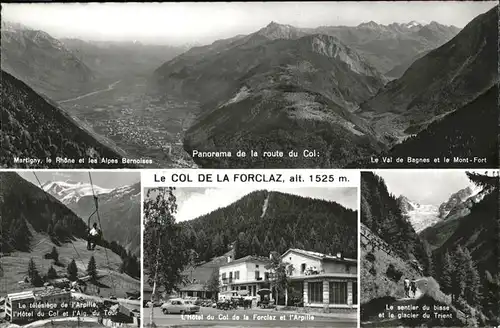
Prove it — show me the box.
[59,80,121,103]
[144,307,357,327]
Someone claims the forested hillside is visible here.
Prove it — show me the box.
[350,85,498,168]
[0,172,140,278]
[1,70,128,168]
[0,172,88,252]
[432,173,499,323]
[180,190,357,263]
[360,172,432,273]
[361,172,499,326]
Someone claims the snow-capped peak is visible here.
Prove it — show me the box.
[405,20,425,28]
[42,180,113,204]
[398,195,439,233]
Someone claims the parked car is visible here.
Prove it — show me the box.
[161,298,200,314]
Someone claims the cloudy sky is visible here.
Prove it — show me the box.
[19,171,140,189]
[2,2,496,45]
[374,170,494,205]
[145,187,357,222]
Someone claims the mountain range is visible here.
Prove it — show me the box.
[154,8,496,168]
[1,8,496,169]
[397,184,484,234]
[359,8,497,144]
[1,21,95,100]
[43,180,141,256]
[313,20,460,74]
[60,38,184,80]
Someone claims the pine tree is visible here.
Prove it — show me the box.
[86,256,97,281]
[234,232,249,259]
[27,258,43,287]
[251,236,261,256]
[463,249,481,306]
[278,237,287,254]
[211,233,224,256]
[28,258,38,282]
[441,251,454,296]
[421,239,434,277]
[263,234,273,255]
[67,259,78,281]
[50,247,59,263]
[205,268,220,300]
[47,265,57,279]
[451,246,467,300]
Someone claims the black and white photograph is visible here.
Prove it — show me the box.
[143,187,358,327]
[360,170,500,327]
[0,171,141,327]
[1,2,497,169]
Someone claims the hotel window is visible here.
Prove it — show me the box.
[222,273,226,279]
[256,264,259,268]
[308,282,323,303]
[352,281,358,304]
[235,271,240,280]
[301,263,306,273]
[255,271,260,280]
[329,282,347,304]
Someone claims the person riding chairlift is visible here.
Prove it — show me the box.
[87,223,100,250]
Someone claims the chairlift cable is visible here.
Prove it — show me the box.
[32,172,86,273]
[88,172,118,296]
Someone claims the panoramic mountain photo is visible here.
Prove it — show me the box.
[0,171,141,327]
[360,170,500,327]
[1,2,497,168]
[143,186,359,327]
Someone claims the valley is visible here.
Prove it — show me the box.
[57,75,199,168]
[1,3,497,169]
[361,171,500,327]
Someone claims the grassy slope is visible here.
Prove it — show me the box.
[361,224,480,327]
[361,224,422,304]
[0,229,139,299]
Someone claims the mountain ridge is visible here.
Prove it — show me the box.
[43,181,141,256]
[360,7,497,142]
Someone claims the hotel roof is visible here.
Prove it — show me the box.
[178,283,207,292]
[7,288,70,301]
[220,255,271,267]
[281,248,357,264]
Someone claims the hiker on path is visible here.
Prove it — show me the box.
[404,278,410,298]
[410,280,417,298]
